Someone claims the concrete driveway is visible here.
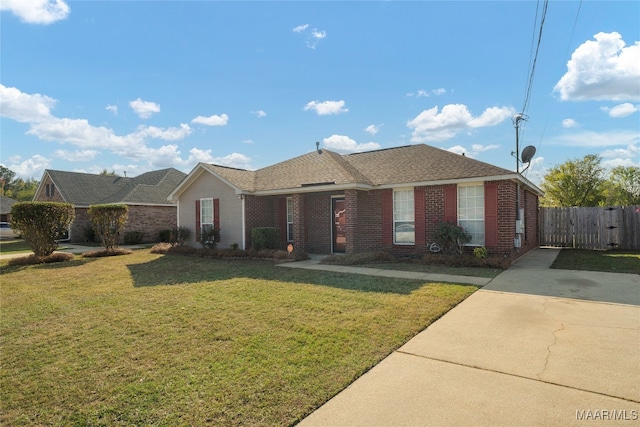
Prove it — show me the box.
[299,249,640,426]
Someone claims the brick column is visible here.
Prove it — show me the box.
[292,193,306,252]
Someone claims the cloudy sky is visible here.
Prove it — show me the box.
[1,1,638,185]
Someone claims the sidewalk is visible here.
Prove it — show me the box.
[298,248,640,426]
[278,255,492,287]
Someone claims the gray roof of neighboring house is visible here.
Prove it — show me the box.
[44,168,186,206]
[0,195,18,215]
[196,144,523,193]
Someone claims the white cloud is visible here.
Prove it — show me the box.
[293,24,326,49]
[292,24,309,33]
[131,124,192,141]
[191,113,229,126]
[547,129,639,148]
[6,154,51,179]
[554,32,640,102]
[407,88,446,98]
[129,98,160,119]
[562,118,578,128]
[322,135,380,154]
[432,88,447,96]
[445,144,500,159]
[407,104,515,142]
[0,84,56,122]
[304,100,348,116]
[601,103,639,118]
[600,143,639,161]
[212,153,253,169]
[0,0,69,24]
[106,104,118,115]
[54,149,99,162]
[252,110,267,118]
[364,124,380,135]
[521,157,547,186]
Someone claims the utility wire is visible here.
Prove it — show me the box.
[521,0,549,116]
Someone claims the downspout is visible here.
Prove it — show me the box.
[241,195,246,250]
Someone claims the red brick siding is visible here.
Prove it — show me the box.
[305,193,332,254]
[351,189,382,253]
[244,195,276,249]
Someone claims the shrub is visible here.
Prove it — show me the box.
[432,221,472,255]
[172,226,191,246]
[124,231,144,245]
[474,247,488,259]
[200,225,220,249]
[83,224,96,243]
[7,252,75,266]
[323,251,395,265]
[10,202,75,257]
[88,204,128,251]
[251,227,279,251]
[158,229,172,243]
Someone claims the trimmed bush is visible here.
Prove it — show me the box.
[124,231,144,245]
[7,252,75,266]
[82,248,133,258]
[88,204,128,251]
[201,225,220,249]
[432,221,472,255]
[251,227,279,251]
[159,229,172,243]
[10,202,75,257]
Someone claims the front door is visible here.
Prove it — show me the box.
[332,198,346,253]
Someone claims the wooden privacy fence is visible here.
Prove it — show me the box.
[539,206,640,250]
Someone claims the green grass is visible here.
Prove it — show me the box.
[0,250,477,426]
[0,239,31,254]
[551,249,640,274]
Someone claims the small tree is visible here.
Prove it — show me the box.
[433,221,472,255]
[88,204,129,251]
[10,202,74,257]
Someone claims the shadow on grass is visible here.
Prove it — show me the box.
[126,254,469,294]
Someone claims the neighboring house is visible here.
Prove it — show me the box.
[169,144,542,260]
[0,195,18,223]
[34,169,186,243]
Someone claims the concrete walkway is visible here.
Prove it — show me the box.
[298,248,640,426]
[279,255,492,287]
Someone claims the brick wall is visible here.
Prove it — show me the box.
[244,195,276,249]
[351,189,382,253]
[305,193,332,253]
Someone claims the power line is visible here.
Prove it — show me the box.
[521,0,549,116]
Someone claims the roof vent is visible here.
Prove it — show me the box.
[316,141,322,154]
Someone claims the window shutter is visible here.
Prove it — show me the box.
[414,187,426,246]
[444,185,457,223]
[381,189,393,245]
[278,198,287,241]
[213,198,220,227]
[195,199,201,242]
[484,183,498,247]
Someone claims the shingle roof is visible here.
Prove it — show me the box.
[201,144,518,193]
[45,168,186,206]
[0,195,18,215]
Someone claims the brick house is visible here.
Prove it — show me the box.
[169,144,542,260]
[34,169,186,243]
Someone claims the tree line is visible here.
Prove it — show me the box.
[539,155,640,207]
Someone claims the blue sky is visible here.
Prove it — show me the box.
[1,1,638,185]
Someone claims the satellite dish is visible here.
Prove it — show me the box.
[521,145,536,164]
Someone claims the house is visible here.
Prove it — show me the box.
[34,168,186,243]
[1,195,18,223]
[168,144,542,259]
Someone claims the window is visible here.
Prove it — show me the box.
[286,197,294,242]
[393,189,414,244]
[458,184,484,246]
[45,184,55,197]
[200,198,214,231]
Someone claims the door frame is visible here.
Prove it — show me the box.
[331,196,346,253]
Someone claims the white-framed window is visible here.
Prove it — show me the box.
[200,198,214,231]
[286,197,294,242]
[393,188,415,245]
[458,184,484,246]
[46,183,55,197]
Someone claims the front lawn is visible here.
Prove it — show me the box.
[551,249,640,274]
[0,250,477,426]
[0,239,31,255]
